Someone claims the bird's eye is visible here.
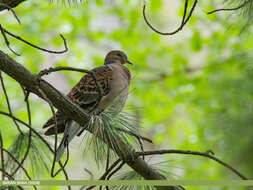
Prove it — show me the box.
[116,53,122,57]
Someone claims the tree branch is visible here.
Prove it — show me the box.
[0,0,27,12]
[0,71,23,134]
[0,25,68,55]
[136,149,247,180]
[0,132,5,180]
[207,0,251,15]
[0,50,182,190]
[143,0,198,35]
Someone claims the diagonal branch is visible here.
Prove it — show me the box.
[0,50,182,190]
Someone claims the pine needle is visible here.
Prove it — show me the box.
[224,0,253,29]
[80,108,141,167]
[5,133,52,178]
[49,0,85,6]
[110,159,181,190]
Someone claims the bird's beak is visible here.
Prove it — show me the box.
[126,60,133,65]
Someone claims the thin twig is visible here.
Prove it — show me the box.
[59,160,71,190]
[115,127,153,144]
[84,168,94,180]
[104,147,111,190]
[0,24,20,56]
[0,110,71,189]
[52,138,70,177]
[3,148,37,190]
[0,111,52,150]
[106,161,125,180]
[80,168,94,190]
[10,132,31,176]
[38,66,102,105]
[4,148,32,180]
[137,137,145,160]
[0,169,24,190]
[0,72,23,134]
[180,0,189,28]
[36,87,59,176]
[0,132,5,180]
[100,159,121,179]
[10,86,32,176]
[182,0,198,25]
[207,0,250,15]
[0,2,21,55]
[1,26,68,54]
[0,89,34,188]
[38,66,94,77]
[85,159,121,190]
[136,149,247,180]
[106,146,110,171]
[37,86,71,179]
[143,0,198,35]
[0,3,21,24]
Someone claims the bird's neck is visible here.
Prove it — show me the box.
[104,60,121,65]
[105,62,131,82]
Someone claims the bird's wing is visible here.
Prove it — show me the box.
[67,65,113,110]
[42,111,68,133]
[67,66,110,109]
[42,65,113,135]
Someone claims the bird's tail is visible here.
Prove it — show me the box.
[55,121,83,162]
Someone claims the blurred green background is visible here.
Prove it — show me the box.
[0,0,253,189]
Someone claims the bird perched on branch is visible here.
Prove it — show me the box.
[42,50,133,161]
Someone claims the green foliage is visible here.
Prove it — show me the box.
[6,133,52,178]
[225,0,253,27]
[81,108,140,166]
[111,159,179,190]
[0,0,252,189]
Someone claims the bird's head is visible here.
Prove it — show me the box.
[104,50,133,65]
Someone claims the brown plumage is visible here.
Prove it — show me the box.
[42,50,132,161]
[43,66,114,135]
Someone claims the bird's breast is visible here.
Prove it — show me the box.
[97,65,130,114]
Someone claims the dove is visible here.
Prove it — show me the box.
[42,50,132,161]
